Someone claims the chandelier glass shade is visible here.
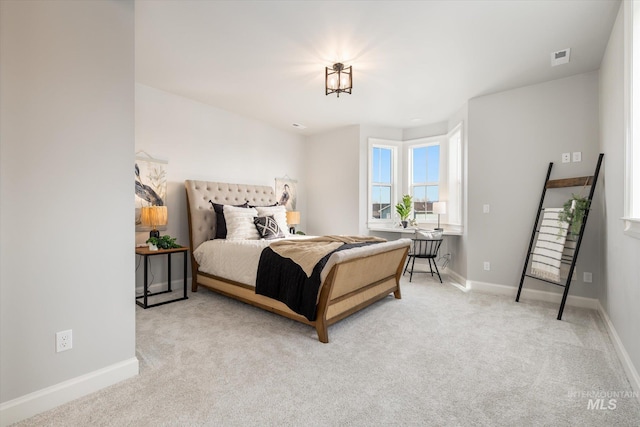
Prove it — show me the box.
[325,63,352,97]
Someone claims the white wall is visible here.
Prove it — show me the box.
[135,84,306,280]
[467,72,602,297]
[0,0,136,423]
[599,3,640,387]
[402,122,449,141]
[305,125,362,235]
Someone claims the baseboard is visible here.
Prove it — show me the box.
[467,280,599,310]
[443,269,470,292]
[0,357,138,427]
[136,277,192,294]
[597,301,640,403]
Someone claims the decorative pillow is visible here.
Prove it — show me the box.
[224,205,260,240]
[416,230,443,239]
[209,200,248,239]
[255,205,289,236]
[253,215,285,240]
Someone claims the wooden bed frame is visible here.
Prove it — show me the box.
[184,180,409,343]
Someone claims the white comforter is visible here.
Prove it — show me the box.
[193,236,308,286]
[193,236,411,287]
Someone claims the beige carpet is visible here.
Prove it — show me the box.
[15,273,640,426]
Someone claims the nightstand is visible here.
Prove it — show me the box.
[135,246,188,308]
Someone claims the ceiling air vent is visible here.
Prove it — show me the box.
[551,48,571,67]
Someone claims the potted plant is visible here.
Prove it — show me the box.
[146,234,181,250]
[558,195,590,236]
[395,194,412,228]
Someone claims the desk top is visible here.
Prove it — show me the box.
[368,226,463,236]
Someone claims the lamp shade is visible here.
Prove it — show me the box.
[432,201,447,215]
[286,211,300,226]
[140,206,168,228]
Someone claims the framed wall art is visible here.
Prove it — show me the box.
[135,153,168,232]
[275,177,297,211]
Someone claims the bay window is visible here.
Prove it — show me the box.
[367,124,463,230]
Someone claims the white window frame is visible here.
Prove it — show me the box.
[368,139,401,224]
[366,125,463,231]
[406,135,444,224]
[447,123,463,227]
[404,125,463,229]
[624,0,640,238]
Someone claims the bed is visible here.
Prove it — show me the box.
[185,180,410,343]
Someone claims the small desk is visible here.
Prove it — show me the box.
[367,225,463,236]
[135,246,188,309]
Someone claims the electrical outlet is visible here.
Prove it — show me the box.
[483,262,491,271]
[572,151,582,162]
[583,272,593,283]
[562,153,571,163]
[56,330,72,353]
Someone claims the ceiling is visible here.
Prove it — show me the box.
[135,0,620,136]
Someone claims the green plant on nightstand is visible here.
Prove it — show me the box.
[146,235,180,250]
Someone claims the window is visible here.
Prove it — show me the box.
[368,140,400,222]
[367,126,463,230]
[624,0,640,237]
[409,139,441,220]
[405,127,462,228]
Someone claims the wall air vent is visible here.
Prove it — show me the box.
[551,48,571,67]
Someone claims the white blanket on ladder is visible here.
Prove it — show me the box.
[531,208,570,283]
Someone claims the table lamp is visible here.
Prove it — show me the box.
[286,211,300,234]
[432,201,446,231]
[140,206,168,238]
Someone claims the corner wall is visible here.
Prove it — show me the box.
[135,84,306,280]
[305,125,362,235]
[0,1,137,424]
[466,72,602,298]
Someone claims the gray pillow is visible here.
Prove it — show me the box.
[253,215,285,240]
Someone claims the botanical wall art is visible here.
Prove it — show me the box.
[135,153,167,231]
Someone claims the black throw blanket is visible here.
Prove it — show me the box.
[255,242,375,321]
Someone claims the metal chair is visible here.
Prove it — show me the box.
[403,238,443,283]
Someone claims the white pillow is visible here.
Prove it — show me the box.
[255,205,289,236]
[416,230,443,239]
[224,206,260,240]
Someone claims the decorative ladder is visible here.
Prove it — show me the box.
[516,153,604,320]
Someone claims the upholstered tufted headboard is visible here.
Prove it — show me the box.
[184,180,277,253]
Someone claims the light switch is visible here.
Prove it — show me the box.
[483,204,490,213]
[562,153,570,163]
[572,152,582,162]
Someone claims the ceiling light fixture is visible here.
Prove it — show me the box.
[325,63,352,97]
